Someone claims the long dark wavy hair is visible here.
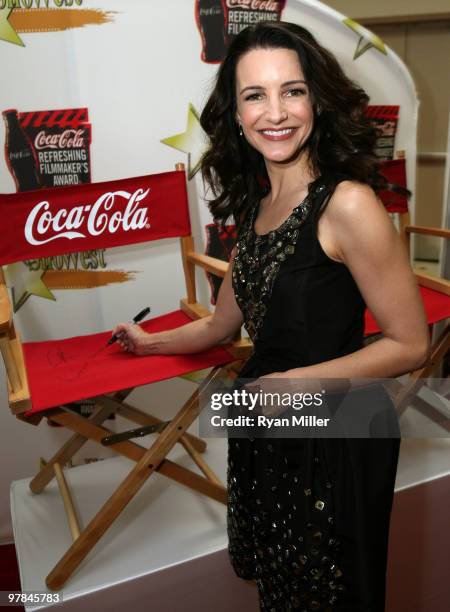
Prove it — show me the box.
[200,21,388,226]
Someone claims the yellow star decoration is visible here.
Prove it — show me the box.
[0,8,24,46]
[5,263,55,312]
[343,19,387,60]
[161,103,207,180]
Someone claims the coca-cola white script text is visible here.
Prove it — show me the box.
[34,129,85,150]
[25,188,150,246]
[226,0,280,10]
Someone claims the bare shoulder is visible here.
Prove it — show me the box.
[321,180,397,263]
[325,180,387,226]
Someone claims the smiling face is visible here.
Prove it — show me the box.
[235,47,315,165]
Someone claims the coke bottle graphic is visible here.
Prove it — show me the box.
[3,109,42,192]
[196,0,228,63]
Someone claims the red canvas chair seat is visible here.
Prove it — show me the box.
[365,286,450,336]
[23,309,234,416]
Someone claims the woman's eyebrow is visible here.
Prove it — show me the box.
[239,79,307,95]
[283,79,307,87]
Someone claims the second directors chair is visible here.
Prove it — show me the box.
[364,158,450,426]
[0,163,251,590]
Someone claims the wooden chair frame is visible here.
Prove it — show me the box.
[391,223,450,427]
[0,163,252,590]
[372,153,449,423]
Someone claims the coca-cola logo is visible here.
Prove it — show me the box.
[34,129,86,150]
[25,188,150,246]
[226,0,280,10]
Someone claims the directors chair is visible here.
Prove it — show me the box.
[0,163,252,590]
[364,158,450,426]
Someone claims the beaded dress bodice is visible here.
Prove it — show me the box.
[231,181,366,373]
[232,185,319,343]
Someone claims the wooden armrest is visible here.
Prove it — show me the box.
[225,337,253,360]
[179,298,254,359]
[414,272,450,296]
[0,330,31,414]
[180,298,212,320]
[186,252,229,278]
[0,280,12,334]
[405,225,450,239]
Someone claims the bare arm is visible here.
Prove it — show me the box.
[273,181,430,381]
[112,247,244,355]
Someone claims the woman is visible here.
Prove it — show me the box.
[113,22,429,611]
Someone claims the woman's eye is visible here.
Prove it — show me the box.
[244,93,263,101]
[285,88,307,97]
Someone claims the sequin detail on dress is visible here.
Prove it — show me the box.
[232,186,324,342]
[227,439,347,611]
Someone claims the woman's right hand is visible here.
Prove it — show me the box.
[111,323,151,356]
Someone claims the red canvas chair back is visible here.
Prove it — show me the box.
[0,170,191,265]
[377,158,409,215]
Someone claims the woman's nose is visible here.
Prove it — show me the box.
[265,96,288,123]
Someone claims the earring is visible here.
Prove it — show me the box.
[239,123,243,136]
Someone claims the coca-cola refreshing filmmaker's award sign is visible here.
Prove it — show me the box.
[195,0,286,64]
[3,107,92,192]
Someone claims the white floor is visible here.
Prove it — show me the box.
[396,383,450,489]
[11,437,260,611]
[10,417,450,612]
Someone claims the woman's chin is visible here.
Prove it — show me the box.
[263,149,304,165]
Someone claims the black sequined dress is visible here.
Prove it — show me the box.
[227,180,400,611]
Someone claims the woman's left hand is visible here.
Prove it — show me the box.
[243,371,296,417]
[243,371,327,418]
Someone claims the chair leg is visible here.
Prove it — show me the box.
[89,400,216,482]
[181,435,223,485]
[49,409,227,502]
[30,396,128,494]
[395,325,450,415]
[388,378,450,431]
[98,396,207,453]
[412,323,450,379]
[45,366,228,591]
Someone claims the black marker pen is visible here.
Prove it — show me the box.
[107,307,151,346]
